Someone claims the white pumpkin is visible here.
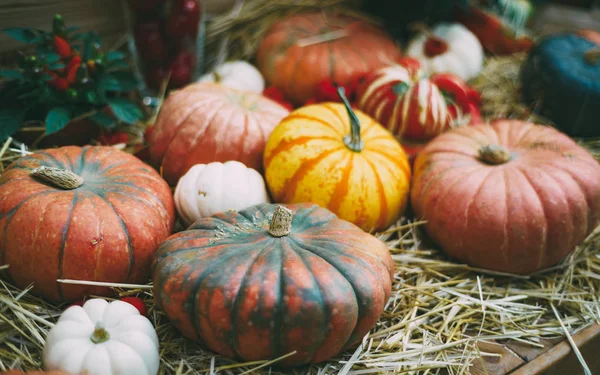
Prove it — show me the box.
[174,160,270,226]
[197,60,265,93]
[43,299,159,375]
[406,23,484,81]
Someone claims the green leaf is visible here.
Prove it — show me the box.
[0,70,24,80]
[89,111,116,129]
[45,107,71,135]
[108,97,143,125]
[48,62,65,70]
[2,28,39,43]
[0,109,24,142]
[39,73,54,81]
[107,51,126,61]
[100,73,137,92]
[44,52,61,64]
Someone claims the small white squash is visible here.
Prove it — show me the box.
[406,23,484,81]
[197,60,265,93]
[43,299,159,375]
[174,160,270,226]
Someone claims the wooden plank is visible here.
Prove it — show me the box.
[509,324,600,375]
[471,341,524,375]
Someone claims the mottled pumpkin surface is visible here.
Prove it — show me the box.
[152,203,394,366]
[0,146,175,302]
[411,120,600,274]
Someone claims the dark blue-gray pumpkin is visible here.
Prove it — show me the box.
[151,203,394,367]
[520,33,600,137]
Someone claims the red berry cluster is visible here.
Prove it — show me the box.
[47,36,96,93]
[128,0,202,91]
[262,74,369,111]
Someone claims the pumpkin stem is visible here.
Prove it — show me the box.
[30,166,84,189]
[212,70,222,82]
[268,205,293,237]
[90,323,110,344]
[338,86,364,152]
[584,47,600,65]
[478,144,512,165]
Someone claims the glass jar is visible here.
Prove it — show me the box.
[123,0,205,98]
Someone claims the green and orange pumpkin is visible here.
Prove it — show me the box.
[152,203,394,366]
[0,146,175,302]
[411,120,600,274]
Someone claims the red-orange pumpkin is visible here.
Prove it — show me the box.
[411,120,600,274]
[149,82,289,185]
[256,12,402,105]
[0,146,175,302]
[152,203,394,366]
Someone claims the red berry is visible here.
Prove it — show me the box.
[128,0,165,13]
[166,0,201,39]
[168,51,195,88]
[67,300,84,309]
[315,79,340,103]
[53,35,72,58]
[263,86,285,102]
[134,21,168,64]
[120,297,148,316]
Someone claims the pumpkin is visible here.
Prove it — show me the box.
[43,299,159,375]
[149,82,289,185]
[520,33,600,138]
[152,203,394,366]
[174,160,270,227]
[263,88,411,232]
[411,120,600,274]
[405,23,484,82]
[197,60,265,93]
[256,11,402,105]
[355,57,479,141]
[456,5,534,55]
[0,146,175,302]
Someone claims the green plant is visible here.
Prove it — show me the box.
[0,14,144,143]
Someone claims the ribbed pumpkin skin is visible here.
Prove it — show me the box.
[263,103,411,232]
[356,63,452,141]
[256,12,401,105]
[149,83,289,185]
[411,120,600,274]
[152,203,394,366]
[0,146,175,302]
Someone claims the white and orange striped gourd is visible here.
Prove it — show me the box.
[355,57,469,141]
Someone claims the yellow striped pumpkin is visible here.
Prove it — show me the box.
[263,88,411,232]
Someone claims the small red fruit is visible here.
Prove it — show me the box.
[120,296,148,316]
[166,0,201,39]
[128,0,165,13]
[263,86,285,102]
[66,300,84,309]
[134,21,168,64]
[53,35,71,58]
[168,51,195,88]
[314,79,341,103]
[66,55,81,84]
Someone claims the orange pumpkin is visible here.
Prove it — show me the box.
[0,146,175,302]
[263,88,411,232]
[256,12,402,105]
[411,120,600,274]
[149,82,290,185]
